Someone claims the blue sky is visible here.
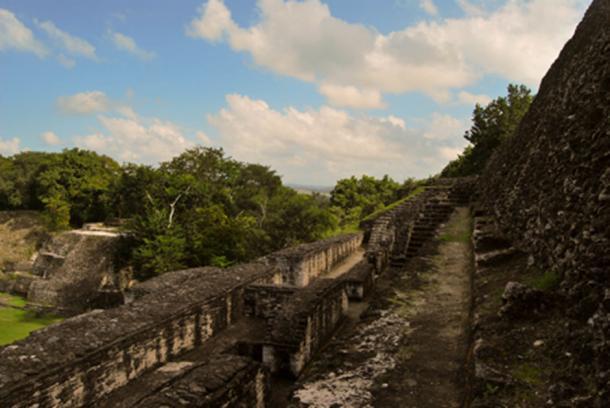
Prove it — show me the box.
[0,0,590,185]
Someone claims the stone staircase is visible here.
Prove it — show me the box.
[390,186,470,268]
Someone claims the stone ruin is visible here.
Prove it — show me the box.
[0,179,471,407]
[1,223,126,313]
[478,0,610,402]
[1,0,609,405]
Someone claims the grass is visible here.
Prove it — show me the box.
[323,222,361,238]
[438,228,471,243]
[0,292,28,308]
[0,292,62,346]
[362,186,426,223]
[438,208,472,243]
[512,363,543,386]
[525,270,561,291]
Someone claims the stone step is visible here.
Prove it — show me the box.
[424,206,453,211]
[411,233,430,238]
[413,225,435,231]
[410,237,434,243]
[420,217,447,223]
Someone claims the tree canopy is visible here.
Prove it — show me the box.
[330,175,421,229]
[442,84,533,177]
[0,149,120,229]
[123,147,338,278]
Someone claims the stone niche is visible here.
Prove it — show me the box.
[341,259,375,301]
[262,279,349,377]
[132,355,269,408]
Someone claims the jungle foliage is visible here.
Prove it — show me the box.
[441,84,533,177]
[0,147,413,278]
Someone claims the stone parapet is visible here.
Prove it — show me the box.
[262,233,363,287]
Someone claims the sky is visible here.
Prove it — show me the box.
[0,0,591,185]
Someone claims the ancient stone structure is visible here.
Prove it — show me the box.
[365,181,473,272]
[2,2,607,404]
[0,220,126,313]
[478,0,610,403]
[27,228,124,311]
[0,179,470,407]
[264,233,363,287]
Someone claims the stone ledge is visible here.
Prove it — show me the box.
[133,355,268,408]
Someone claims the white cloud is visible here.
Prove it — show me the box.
[420,0,439,16]
[56,53,75,68]
[438,146,463,161]
[206,94,469,184]
[74,112,194,164]
[36,20,97,60]
[422,113,469,140]
[457,0,485,16]
[187,0,235,41]
[188,0,587,107]
[0,9,47,57]
[457,90,492,106]
[0,137,21,155]
[109,31,156,61]
[318,84,385,109]
[41,131,61,145]
[57,91,110,115]
[56,90,139,119]
[196,131,212,144]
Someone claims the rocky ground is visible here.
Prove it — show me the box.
[468,214,603,407]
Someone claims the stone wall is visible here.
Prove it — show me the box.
[363,189,433,272]
[478,0,610,401]
[263,233,363,287]
[244,285,296,320]
[0,264,275,407]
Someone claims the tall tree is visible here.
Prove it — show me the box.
[442,84,533,177]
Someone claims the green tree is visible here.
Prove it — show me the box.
[36,149,120,228]
[330,175,402,226]
[442,84,533,177]
[124,147,338,278]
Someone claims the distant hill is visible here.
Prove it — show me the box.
[287,183,333,195]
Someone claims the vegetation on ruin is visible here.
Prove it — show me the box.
[360,185,426,223]
[1,147,416,278]
[442,84,533,177]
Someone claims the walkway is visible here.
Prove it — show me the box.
[291,207,473,407]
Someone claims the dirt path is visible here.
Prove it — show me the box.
[291,207,473,408]
[373,206,473,407]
